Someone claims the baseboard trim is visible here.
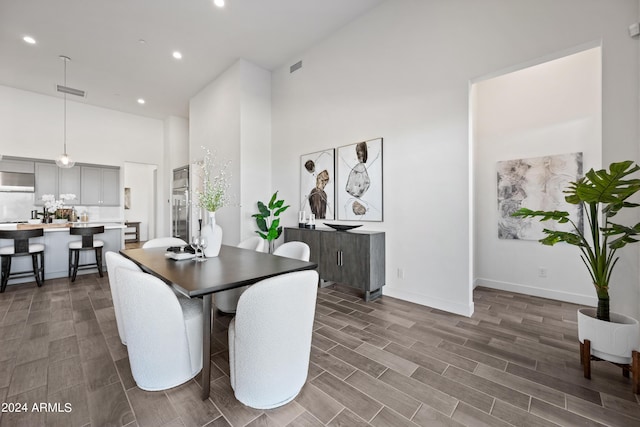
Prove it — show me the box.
[475,278,597,306]
[383,287,474,317]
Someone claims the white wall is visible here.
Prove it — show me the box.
[0,85,167,230]
[124,162,157,241]
[164,115,189,237]
[473,47,602,305]
[189,59,271,245]
[271,0,639,317]
[239,61,272,241]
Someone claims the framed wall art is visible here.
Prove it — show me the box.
[300,149,335,220]
[497,152,583,240]
[336,137,383,221]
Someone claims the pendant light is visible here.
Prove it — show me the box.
[56,55,75,168]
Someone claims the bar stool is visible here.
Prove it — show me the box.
[0,229,45,293]
[68,226,105,282]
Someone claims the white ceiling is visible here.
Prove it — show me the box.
[0,0,385,119]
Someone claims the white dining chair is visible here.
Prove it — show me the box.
[115,267,203,391]
[214,236,267,314]
[228,270,318,409]
[237,236,266,252]
[273,241,310,262]
[105,251,142,345]
[142,237,188,249]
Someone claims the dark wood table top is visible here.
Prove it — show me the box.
[120,245,317,298]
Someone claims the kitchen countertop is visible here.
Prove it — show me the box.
[0,222,126,231]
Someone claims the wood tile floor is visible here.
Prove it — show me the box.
[1,274,639,426]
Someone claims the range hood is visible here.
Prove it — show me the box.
[0,171,35,192]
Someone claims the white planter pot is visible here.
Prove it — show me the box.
[577,308,640,364]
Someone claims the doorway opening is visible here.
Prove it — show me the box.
[470,45,602,307]
[124,162,158,245]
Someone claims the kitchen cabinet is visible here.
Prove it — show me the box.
[0,159,34,173]
[34,163,81,205]
[34,162,59,204]
[81,166,120,206]
[59,166,81,196]
[284,227,385,301]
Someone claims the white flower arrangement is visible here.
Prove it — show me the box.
[42,194,76,214]
[195,147,232,213]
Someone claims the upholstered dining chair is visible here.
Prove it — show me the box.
[142,237,187,249]
[115,267,203,391]
[214,236,266,314]
[273,241,310,262]
[105,251,142,345]
[228,270,319,409]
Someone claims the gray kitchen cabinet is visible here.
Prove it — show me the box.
[284,227,385,301]
[58,166,81,197]
[0,159,34,173]
[81,166,120,206]
[34,162,81,205]
[34,162,59,205]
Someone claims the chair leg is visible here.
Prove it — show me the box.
[71,250,80,282]
[32,253,43,287]
[68,249,72,278]
[0,256,10,293]
[41,251,45,284]
[95,247,103,277]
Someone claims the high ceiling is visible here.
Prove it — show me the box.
[0,0,386,119]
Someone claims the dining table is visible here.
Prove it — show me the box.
[120,244,317,399]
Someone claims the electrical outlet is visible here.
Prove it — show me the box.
[397,268,404,279]
[538,267,547,278]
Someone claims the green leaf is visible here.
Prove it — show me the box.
[256,231,268,239]
[270,218,280,232]
[274,205,290,217]
[268,191,278,210]
[275,226,283,240]
[257,201,270,218]
[255,216,268,232]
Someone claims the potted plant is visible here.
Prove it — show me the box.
[253,191,289,253]
[513,160,640,364]
[195,147,232,257]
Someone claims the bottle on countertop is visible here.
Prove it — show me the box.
[80,211,89,222]
[69,208,78,223]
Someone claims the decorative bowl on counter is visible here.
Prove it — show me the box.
[323,223,362,232]
[52,219,68,224]
[27,219,42,224]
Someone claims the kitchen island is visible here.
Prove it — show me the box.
[0,222,125,284]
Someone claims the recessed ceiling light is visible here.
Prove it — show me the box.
[214,0,225,8]
[172,51,182,60]
[23,36,36,44]
[137,98,145,105]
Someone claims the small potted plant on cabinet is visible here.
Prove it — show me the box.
[513,161,640,386]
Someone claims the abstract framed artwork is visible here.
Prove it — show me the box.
[300,149,335,220]
[336,137,383,221]
[497,152,583,240]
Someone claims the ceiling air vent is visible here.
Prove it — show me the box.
[56,84,86,98]
[290,61,302,73]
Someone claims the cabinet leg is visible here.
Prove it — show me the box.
[365,287,383,302]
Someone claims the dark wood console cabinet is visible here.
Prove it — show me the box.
[284,227,385,301]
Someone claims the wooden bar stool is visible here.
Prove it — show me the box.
[0,229,45,292]
[68,226,105,282]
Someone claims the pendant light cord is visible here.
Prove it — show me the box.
[63,57,67,156]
